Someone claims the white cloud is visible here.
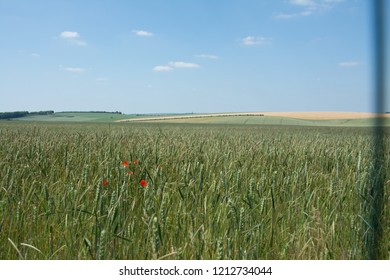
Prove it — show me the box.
[31,53,40,57]
[60,31,79,39]
[195,54,220,60]
[276,0,345,19]
[153,61,201,72]
[63,67,86,73]
[168,61,200,68]
[242,36,271,46]
[153,65,173,72]
[133,30,154,37]
[339,61,360,67]
[59,31,86,46]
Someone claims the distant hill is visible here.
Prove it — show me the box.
[3,111,390,127]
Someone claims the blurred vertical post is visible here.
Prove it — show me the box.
[367,0,387,260]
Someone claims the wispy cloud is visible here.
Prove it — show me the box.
[63,67,86,73]
[275,11,312,19]
[275,0,345,19]
[133,30,154,37]
[60,31,79,39]
[59,31,86,46]
[195,54,220,60]
[168,61,200,68]
[289,0,344,9]
[96,77,109,81]
[153,61,201,72]
[242,36,271,46]
[31,53,40,58]
[153,65,174,72]
[289,0,316,7]
[339,61,360,67]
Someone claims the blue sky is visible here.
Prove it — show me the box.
[0,0,388,114]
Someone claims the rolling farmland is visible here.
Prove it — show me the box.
[0,117,388,259]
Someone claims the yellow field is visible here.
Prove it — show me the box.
[261,112,387,120]
[117,111,389,122]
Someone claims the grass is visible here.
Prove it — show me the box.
[0,121,388,259]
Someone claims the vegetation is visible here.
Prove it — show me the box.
[57,111,122,114]
[19,112,130,123]
[0,111,54,120]
[0,121,388,259]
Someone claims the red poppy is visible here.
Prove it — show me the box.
[102,180,108,186]
[121,161,129,167]
[133,159,139,165]
[139,179,147,187]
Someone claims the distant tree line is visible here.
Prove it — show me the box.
[0,110,54,120]
[58,111,122,114]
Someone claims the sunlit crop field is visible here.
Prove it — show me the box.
[0,122,388,259]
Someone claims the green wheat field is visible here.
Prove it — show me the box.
[0,120,389,260]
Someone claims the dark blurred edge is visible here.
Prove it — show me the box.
[366,0,387,260]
